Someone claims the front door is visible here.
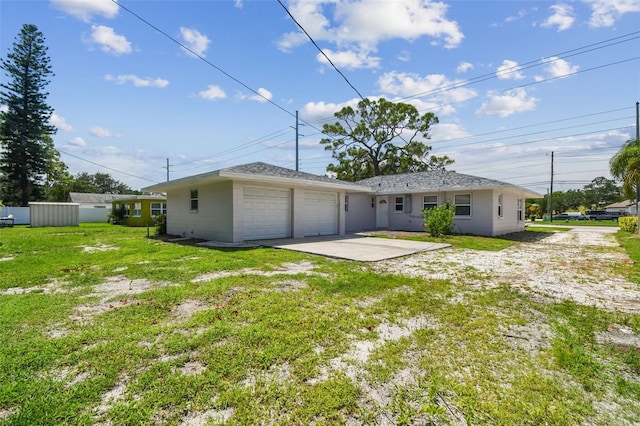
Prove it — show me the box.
[376,196,389,228]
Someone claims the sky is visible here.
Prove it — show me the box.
[1,0,639,196]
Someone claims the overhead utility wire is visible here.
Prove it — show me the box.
[112,0,295,118]
[397,31,640,102]
[276,0,365,100]
[59,149,157,183]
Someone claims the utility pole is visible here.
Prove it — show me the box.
[164,158,170,182]
[549,151,554,222]
[295,110,299,171]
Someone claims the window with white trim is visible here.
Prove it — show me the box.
[517,199,524,221]
[454,194,471,216]
[423,195,438,210]
[190,190,198,212]
[394,196,404,212]
[123,203,130,217]
[498,194,503,218]
[344,196,349,212]
[151,202,167,216]
[133,202,142,217]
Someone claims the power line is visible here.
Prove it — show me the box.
[276,0,365,100]
[58,149,157,183]
[111,0,295,119]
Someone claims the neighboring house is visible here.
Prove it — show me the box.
[142,162,541,242]
[112,195,167,227]
[605,199,637,216]
[68,192,137,222]
[346,170,541,236]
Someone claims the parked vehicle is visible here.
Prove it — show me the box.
[585,210,622,221]
[552,212,589,221]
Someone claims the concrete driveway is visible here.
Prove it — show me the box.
[255,234,450,261]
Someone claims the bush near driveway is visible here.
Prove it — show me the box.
[619,216,638,233]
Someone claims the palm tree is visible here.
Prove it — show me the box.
[610,138,640,233]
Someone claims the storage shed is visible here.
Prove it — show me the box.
[29,202,80,227]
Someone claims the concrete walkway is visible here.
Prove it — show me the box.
[255,234,450,262]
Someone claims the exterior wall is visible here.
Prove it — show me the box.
[491,191,527,236]
[345,193,376,232]
[80,208,111,223]
[1,207,30,225]
[29,202,80,227]
[347,190,528,237]
[167,181,233,241]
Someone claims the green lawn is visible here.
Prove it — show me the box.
[0,224,638,425]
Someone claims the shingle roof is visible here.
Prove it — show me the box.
[68,192,135,204]
[605,199,635,208]
[222,162,344,185]
[357,169,541,197]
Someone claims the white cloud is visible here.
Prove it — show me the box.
[397,50,411,62]
[583,0,640,27]
[198,85,227,100]
[430,123,471,141]
[278,0,463,67]
[249,87,273,103]
[476,88,538,117]
[317,48,381,70]
[542,57,579,78]
[496,59,525,80]
[377,71,478,112]
[180,27,210,57]
[85,25,132,55]
[456,61,473,73]
[505,9,527,23]
[300,99,361,122]
[68,137,86,147]
[51,0,119,22]
[234,0,243,8]
[542,4,575,31]
[90,126,112,137]
[105,74,169,88]
[50,113,73,132]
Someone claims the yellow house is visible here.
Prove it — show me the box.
[112,195,167,227]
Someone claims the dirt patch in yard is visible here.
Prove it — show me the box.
[375,229,640,314]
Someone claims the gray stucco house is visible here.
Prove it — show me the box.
[142,162,541,243]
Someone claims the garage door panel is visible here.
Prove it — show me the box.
[243,187,291,240]
[304,191,338,237]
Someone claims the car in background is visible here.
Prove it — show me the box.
[585,210,621,221]
[552,212,589,221]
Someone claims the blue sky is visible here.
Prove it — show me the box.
[1,0,639,195]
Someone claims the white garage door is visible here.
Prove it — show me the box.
[304,191,338,236]
[243,187,291,240]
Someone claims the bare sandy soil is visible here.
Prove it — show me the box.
[374,227,640,315]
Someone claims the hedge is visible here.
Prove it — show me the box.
[619,216,638,233]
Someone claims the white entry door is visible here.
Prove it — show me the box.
[304,191,338,236]
[243,187,291,240]
[376,196,389,228]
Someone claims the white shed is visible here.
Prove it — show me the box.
[29,202,80,227]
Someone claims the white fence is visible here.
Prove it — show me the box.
[1,206,112,225]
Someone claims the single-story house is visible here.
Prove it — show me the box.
[68,192,140,222]
[142,162,541,243]
[111,195,167,227]
[605,199,637,216]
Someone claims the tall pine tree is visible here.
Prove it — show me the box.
[0,24,58,206]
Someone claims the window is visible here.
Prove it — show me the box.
[423,195,438,210]
[190,190,198,211]
[151,202,167,216]
[454,194,471,216]
[133,202,142,217]
[517,199,524,221]
[498,194,503,218]
[123,203,130,217]
[394,196,404,212]
[344,196,349,212]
